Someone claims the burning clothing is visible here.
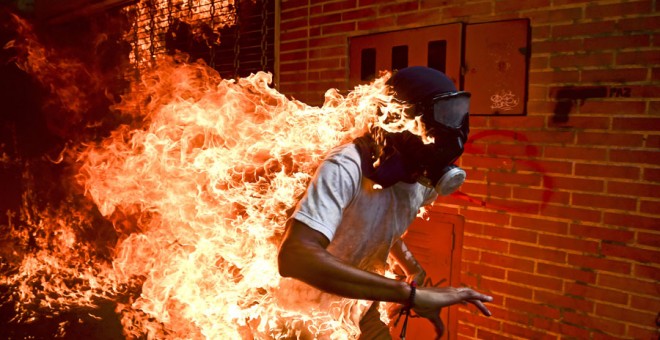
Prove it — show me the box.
[288,142,437,334]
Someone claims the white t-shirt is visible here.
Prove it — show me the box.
[293,143,437,274]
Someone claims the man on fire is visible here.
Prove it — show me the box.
[278,66,492,339]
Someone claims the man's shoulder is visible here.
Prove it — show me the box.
[325,143,361,165]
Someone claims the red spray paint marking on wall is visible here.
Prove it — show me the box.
[450,130,555,214]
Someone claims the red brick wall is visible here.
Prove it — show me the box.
[278,0,660,338]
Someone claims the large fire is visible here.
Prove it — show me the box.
[1,13,427,339]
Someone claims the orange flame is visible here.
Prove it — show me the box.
[2,12,433,338]
[77,55,414,337]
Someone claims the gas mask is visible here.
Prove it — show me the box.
[400,91,471,196]
[355,66,470,195]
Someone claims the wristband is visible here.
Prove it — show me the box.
[407,280,417,309]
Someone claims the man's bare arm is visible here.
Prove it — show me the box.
[278,220,493,318]
[278,219,411,304]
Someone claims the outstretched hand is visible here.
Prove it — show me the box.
[412,287,492,339]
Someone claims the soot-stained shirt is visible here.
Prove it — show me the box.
[293,143,437,274]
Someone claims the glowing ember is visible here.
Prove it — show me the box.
[2,13,432,338]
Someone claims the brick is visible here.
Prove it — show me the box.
[631,295,660,311]
[529,70,580,83]
[309,46,345,59]
[582,68,648,82]
[598,273,657,296]
[309,13,341,26]
[322,0,356,12]
[640,200,660,215]
[537,262,596,283]
[458,312,501,329]
[502,322,554,340]
[564,311,627,336]
[280,39,308,52]
[356,16,395,31]
[567,254,632,275]
[585,1,654,18]
[482,277,533,299]
[341,7,376,21]
[481,252,535,272]
[617,50,660,65]
[559,323,591,339]
[321,21,355,35]
[617,16,660,32]
[550,52,614,68]
[552,176,606,193]
[570,224,634,243]
[487,305,530,325]
[540,234,599,253]
[637,231,660,248]
[308,58,341,69]
[530,317,561,335]
[484,225,538,243]
[495,0,549,12]
[486,143,541,157]
[645,136,660,149]
[610,150,660,165]
[581,101,646,114]
[627,325,659,339]
[488,117,548,129]
[643,167,660,181]
[595,302,656,325]
[603,212,659,230]
[548,116,611,130]
[281,0,309,12]
[506,297,561,319]
[465,262,506,279]
[572,193,638,211]
[530,55,549,69]
[509,243,566,263]
[508,271,563,291]
[378,1,418,15]
[280,28,309,41]
[575,163,640,180]
[607,181,660,198]
[513,187,569,205]
[545,146,607,161]
[511,216,568,235]
[309,35,345,48]
[516,159,573,175]
[280,17,309,31]
[576,132,644,147]
[542,204,602,223]
[601,242,660,264]
[461,209,510,226]
[443,2,491,17]
[532,39,583,53]
[464,235,509,253]
[534,290,594,312]
[527,7,583,24]
[552,21,616,38]
[613,118,660,132]
[397,9,443,26]
[584,35,650,51]
[565,282,628,305]
[482,198,541,215]
[488,172,543,186]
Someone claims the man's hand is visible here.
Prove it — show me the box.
[413,286,492,339]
